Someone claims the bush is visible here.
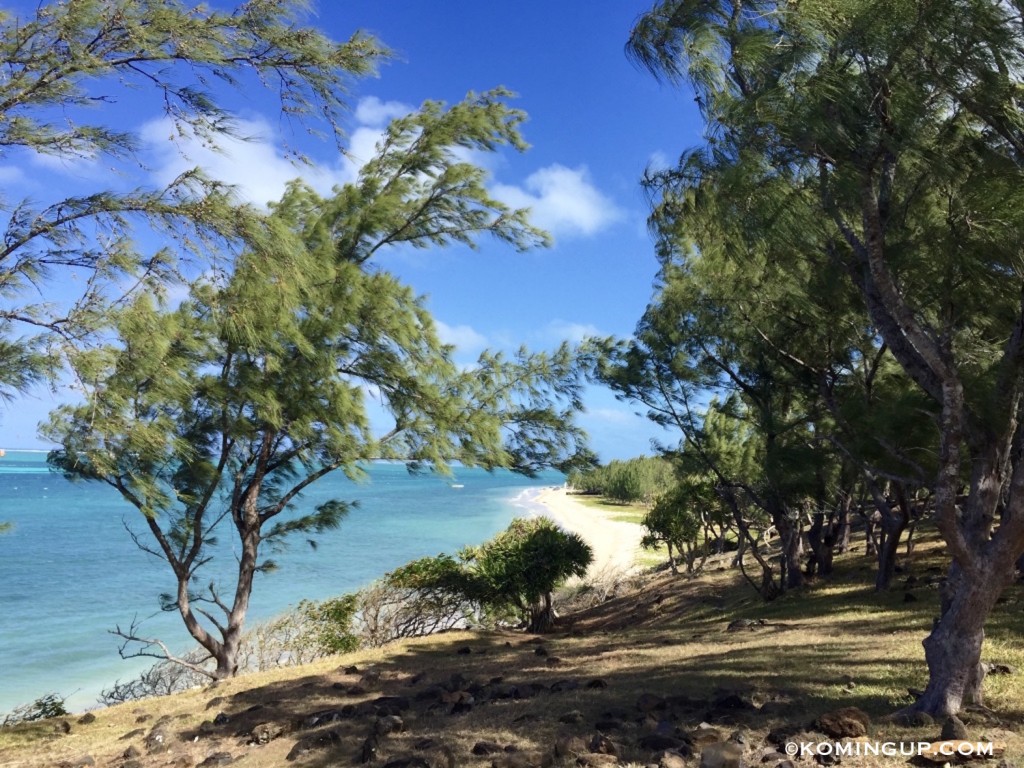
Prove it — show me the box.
[2,693,68,726]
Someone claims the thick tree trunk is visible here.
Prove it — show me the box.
[834,494,852,555]
[527,592,556,633]
[911,563,1006,716]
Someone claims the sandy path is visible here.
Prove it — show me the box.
[533,487,644,577]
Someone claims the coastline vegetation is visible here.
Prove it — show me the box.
[3,0,1024,754]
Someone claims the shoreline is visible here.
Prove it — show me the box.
[528,486,644,577]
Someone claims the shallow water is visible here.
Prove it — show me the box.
[0,451,558,713]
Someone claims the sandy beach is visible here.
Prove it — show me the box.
[533,486,644,577]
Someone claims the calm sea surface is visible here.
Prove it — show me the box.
[0,451,558,713]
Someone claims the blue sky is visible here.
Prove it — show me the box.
[0,1,703,460]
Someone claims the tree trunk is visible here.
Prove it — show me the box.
[527,592,556,633]
[805,512,824,579]
[911,563,1007,716]
[834,494,852,555]
[776,511,804,591]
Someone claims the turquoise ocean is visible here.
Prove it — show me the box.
[0,450,560,714]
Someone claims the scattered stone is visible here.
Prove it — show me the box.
[657,750,689,768]
[197,753,233,768]
[559,710,585,724]
[577,754,618,767]
[54,719,72,735]
[213,712,230,726]
[135,714,152,724]
[689,724,725,748]
[374,715,405,736]
[903,592,918,603]
[77,713,97,725]
[349,685,368,696]
[892,711,934,728]
[546,656,563,666]
[551,679,580,693]
[586,679,609,689]
[712,691,756,711]
[589,734,618,756]
[120,728,146,741]
[984,662,1017,676]
[491,751,552,768]
[457,646,472,655]
[594,718,622,732]
[57,756,94,768]
[637,693,667,713]
[144,723,173,754]
[124,761,144,768]
[474,741,506,756]
[554,734,589,758]
[639,734,689,753]
[123,746,142,760]
[940,715,969,741]
[816,707,870,739]
[383,757,430,768]
[299,707,350,729]
[759,750,787,764]
[286,728,342,761]
[343,664,360,674]
[250,722,285,745]
[534,646,549,656]
[699,741,745,768]
[814,751,840,766]
[360,735,380,763]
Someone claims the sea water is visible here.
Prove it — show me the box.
[0,450,558,714]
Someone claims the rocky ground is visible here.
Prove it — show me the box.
[2,543,1022,768]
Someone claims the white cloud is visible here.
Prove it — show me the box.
[545,320,602,344]
[355,96,412,127]
[492,164,623,238]
[589,407,640,426]
[435,320,488,354]
[140,117,363,208]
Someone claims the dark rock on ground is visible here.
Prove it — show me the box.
[360,735,380,763]
[589,734,618,756]
[213,712,230,726]
[374,714,405,736]
[554,734,590,758]
[144,723,173,754]
[816,707,870,739]
[550,679,580,693]
[286,728,343,761]
[56,756,94,768]
[120,728,146,741]
[77,713,96,725]
[594,719,622,732]
[586,678,608,689]
[250,722,285,745]
[473,741,506,756]
[559,710,585,724]
[637,693,668,712]
[638,734,689,753]
[54,719,72,735]
[940,715,969,741]
[197,753,234,768]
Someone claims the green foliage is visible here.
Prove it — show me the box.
[0,0,387,398]
[1,693,68,726]
[467,517,592,631]
[297,596,360,656]
[44,89,590,677]
[384,518,593,634]
[568,456,674,504]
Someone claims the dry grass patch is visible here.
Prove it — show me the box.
[1,531,1022,768]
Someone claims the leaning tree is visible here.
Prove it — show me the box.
[629,0,1024,715]
[46,91,594,679]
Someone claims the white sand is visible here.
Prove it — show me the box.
[533,487,644,577]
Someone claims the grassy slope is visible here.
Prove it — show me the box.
[1,534,1022,768]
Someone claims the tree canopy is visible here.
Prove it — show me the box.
[626,0,1024,715]
[45,89,593,678]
